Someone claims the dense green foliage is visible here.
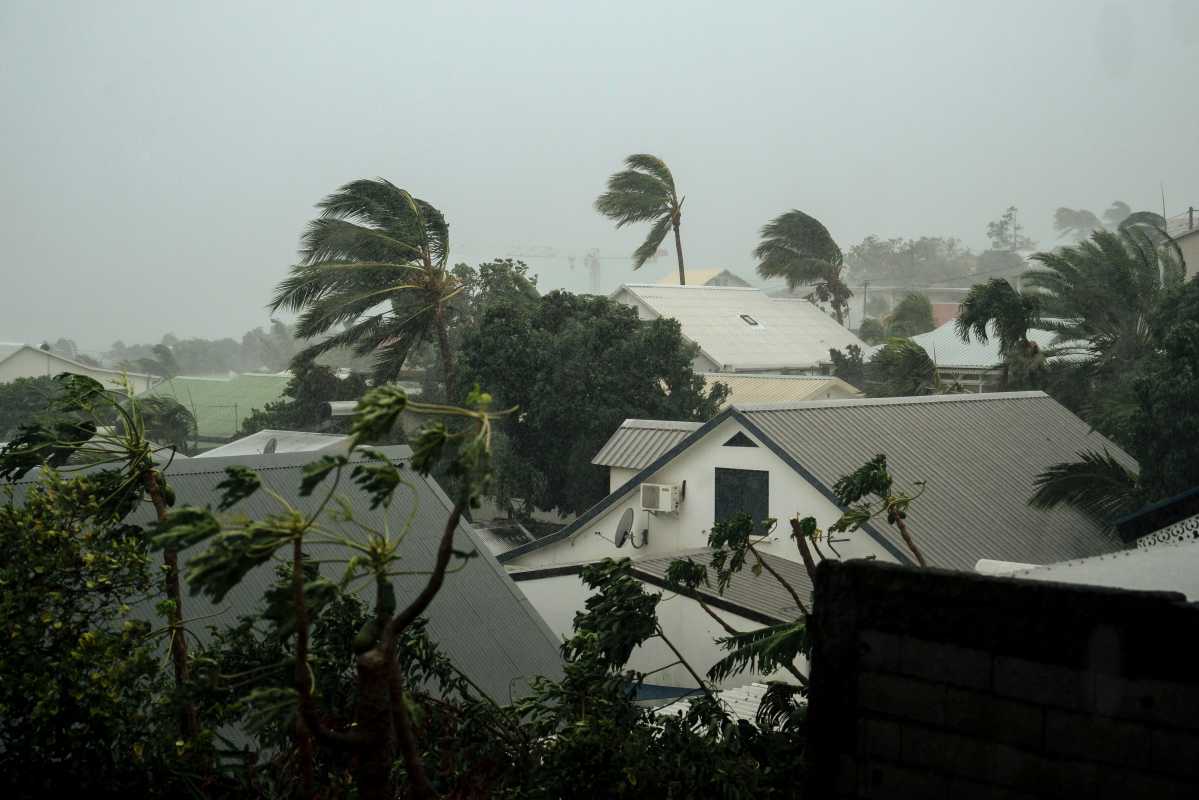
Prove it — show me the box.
[0,375,61,440]
[846,234,978,286]
[882,293,935,338]
[461,291,727,514]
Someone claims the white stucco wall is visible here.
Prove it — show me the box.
[515,572,796,690]
[609,466,638,493]
[1179,231,1199,282]
[0,347,157,394]
[507,416,896,570]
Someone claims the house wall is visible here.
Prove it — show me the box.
[506,416,896,570]
[609,466,638,493]
[0,347,157,393]
[514,571,794,690]
[807,559,1199,799]
[1178,231,1199,281]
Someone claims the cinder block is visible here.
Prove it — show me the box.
[860,762,948,800]
[1045,709,1151,768]
[900,725,991,777]
[899,636,993,689]
[857,672,947,727]
[1094,675,1199,731]
[1095,766,1199,800]
[993,657,1092,710]
[858,629,902,672]
[1150,728,1199,779]
[989,744,1099,797]
[859,717,901,761]
[944,688,1044,750]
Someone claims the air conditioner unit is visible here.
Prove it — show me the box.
[640,483,681,513]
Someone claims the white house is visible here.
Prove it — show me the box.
[502,392,1134,692]
[610,284,863,374]
[0,342,159,394]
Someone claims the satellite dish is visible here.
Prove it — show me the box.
[614,508,635,548]
[263,437,278,455]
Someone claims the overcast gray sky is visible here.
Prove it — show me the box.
[2,0,1197,351]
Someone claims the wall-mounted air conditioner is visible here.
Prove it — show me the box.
[640,483,681,513]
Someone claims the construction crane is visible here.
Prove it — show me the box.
[506,244,668,294]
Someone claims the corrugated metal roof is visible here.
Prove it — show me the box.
[653,682,772,721]
[591,419,704,469]
[7,446,562,699]
[704,373,862,407]
[632,547,812,622]
[197,429,349,458]
[864,320,1064,369]
[738,392,1133,571]
[1005,539,1199,601]
[613,284,864,371]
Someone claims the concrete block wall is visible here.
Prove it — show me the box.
[806,560,1199,799]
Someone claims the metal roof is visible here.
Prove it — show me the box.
[866,320,1064,370]
[653,269,752,287]
[631,547,813,623]
[704,373,861,408]
[1005,539,1199,601]
[613,284,864,371]
[505,392,1134,572]
[0,342,157,384]
[7,446,563,699]
[591,419,703,469]
[737,392,1133,570]
[197,429,349,458]
[653,682,772,721]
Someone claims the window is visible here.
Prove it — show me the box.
[723,432,758,448]
[714,467,770,533]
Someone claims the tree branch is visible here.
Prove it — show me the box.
[748,541,808,616]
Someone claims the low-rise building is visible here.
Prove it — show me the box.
[0,342,158,393]
[611,284,863,374]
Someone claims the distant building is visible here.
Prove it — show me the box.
[611,284,863,374]
[654,269,752,287]
[196,429,349,458]
[704,373,862,408]
[867,319,1071,392]
[0,342,158,393]
[1168,208,1199,281]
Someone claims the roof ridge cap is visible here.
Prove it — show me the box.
[734,390,1049,412]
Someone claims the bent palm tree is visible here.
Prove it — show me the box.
[753,210,851,324]
[595,154,686,284]
[1030,450,1142,522]
[270,179,463,399]
[956,278,1045,388]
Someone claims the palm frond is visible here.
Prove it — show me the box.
[707,620,807,685]
[955,278,1040,354]
[632,214,674,270]
[1030,449,1141,521]
[623,153,676,193]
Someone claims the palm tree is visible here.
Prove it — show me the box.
[1029,450,1141,521]
[753,210,851,324]
[270,179,463,400]
[595,154,686,284]
[956,278,1045,388]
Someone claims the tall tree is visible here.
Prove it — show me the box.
[753,209,852,324]
[986,205,1035,252]
[956,278,1046,389]
[884,293,935,338]
[271,179,464,399]
[595,154,686,284]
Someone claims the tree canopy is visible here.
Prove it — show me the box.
[461,291,726,514]
[595,154,686,283]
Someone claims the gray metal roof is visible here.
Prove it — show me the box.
[591,419,704,470]
[864,320,1068,370]
[630,547,813,623]
[653,681,772,720]
[7,446,562,700]
[505,392,1134,572]
[737,392,1133,570]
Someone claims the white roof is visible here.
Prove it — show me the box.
[612,284,863,371]
[996,539,1199,600]
[867,320,1067,370]
[705,373,861,407]
[197,429,349,458]
[653,682,772,721]
[0,342,157,386]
